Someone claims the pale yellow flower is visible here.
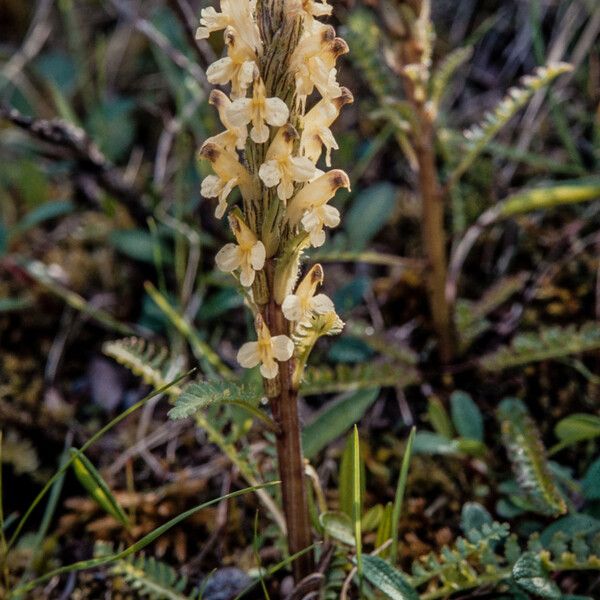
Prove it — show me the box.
[209,90,248,151]
[196,0,262,53]
[282,264,334,322]
[291,25,349,110]
[259,125,316,201]
[206,27,256,99]
[199,141,251,218]
[300,87,353,166]
[287,0,332,25]
[215,212,266,287]
[287,169,350,247]
[227,73,290,144]
[237,314,294,379]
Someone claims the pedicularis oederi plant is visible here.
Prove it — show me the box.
[197,0,351,581]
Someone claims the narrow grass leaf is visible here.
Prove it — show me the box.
[10,482,278,597]
[376,503,393,558]
[7,370,193,550]
[390,427,415,564]
[70,449,130,528]
[352,426,363,586]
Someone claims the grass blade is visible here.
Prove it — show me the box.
[70,449,130,528]
[390,427,416,564]
[6,370,194,550]
[144,281,232,379]
[352,426,363,588]
[10,481,278,597]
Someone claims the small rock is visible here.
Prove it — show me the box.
[87,356,125,411]
[201,567,252,600]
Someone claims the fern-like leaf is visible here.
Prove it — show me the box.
[405,516,600,599]
[301,362,419,396]
[449,61,573,186]
[292,311,344,386]
[411,521,510,590]
[345,8,396,100]
[497,398,567,517]
[430,45,473,111]
[480,322,600,371]
[95,542,189,600]
[455,272,528,351]
[168,381,263,420]
[103,337,182,393]
[103,339,286,531]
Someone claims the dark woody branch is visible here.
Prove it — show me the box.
[0,105,152,226]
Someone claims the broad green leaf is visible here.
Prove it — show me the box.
[345,183,397,250]
[554,413,600,446]
[109,229,173,265]
[0,297,34,312]
[333,276,371,315]
[12,200,74,238]
[450,391,484,442]
[34,52,78,96]
[302,388,379,459]
[582,457,600,501]
[86,97,136,162]
[10,160,50,208]
[328,336,374,363]
[320,511,355,546]
[362,555,419,600]
[0,223,7,255]
[70,449,129,527]
[540,514,600,546]
[512,552,561,599]
[412,432,460,455]
[460,502,493,542]
[197,288,243,320]
[427,397,454,438]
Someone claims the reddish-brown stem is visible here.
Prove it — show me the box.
[264,262,314,582]
[393,1,456,364]
[414,117,455,364]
